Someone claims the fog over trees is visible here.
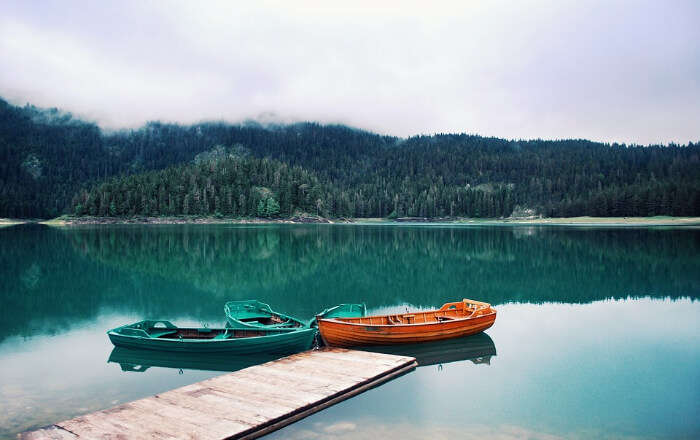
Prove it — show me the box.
[1,98,698,219]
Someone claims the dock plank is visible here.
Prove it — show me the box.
[129,399,237,439]
[210,374,326,405]
[154,389,270,426]
[151,392,260,432]
[22,348,416,440]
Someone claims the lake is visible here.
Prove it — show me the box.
[1,223,698,439]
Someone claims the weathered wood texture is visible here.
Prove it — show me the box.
[19,348,416,440]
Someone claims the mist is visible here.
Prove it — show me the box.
[1,0,699,144]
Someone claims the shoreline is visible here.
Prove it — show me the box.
[0,218,27,227]
[34,215,700,227]
[454,216,700,226]
[40,215,344,226]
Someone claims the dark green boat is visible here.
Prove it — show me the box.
[224,300,308,331]
[107,320,316,354]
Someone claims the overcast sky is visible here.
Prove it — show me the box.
[1,1,698,144]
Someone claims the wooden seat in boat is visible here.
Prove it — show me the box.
[436,316,455,322]
[387,315,402,325]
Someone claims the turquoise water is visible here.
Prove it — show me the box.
[0,224,698,439]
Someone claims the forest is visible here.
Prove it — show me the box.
[1,97,699,219]
[71,151,331,218]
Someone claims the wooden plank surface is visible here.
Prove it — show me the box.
[20,348,416,440]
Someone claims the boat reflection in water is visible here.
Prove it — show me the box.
[108,347,282,373]
[360,332,497,367]
[109,332,496,374]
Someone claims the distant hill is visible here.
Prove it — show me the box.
[72,152,330,218]
[1,97,698,219]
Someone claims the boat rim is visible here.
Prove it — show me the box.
[316,309,497,328]
[107,326,316,342]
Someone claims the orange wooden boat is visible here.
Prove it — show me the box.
[317,299,497,347]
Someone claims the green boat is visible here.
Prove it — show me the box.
[316,303,366,319]
[224,300,308,331]
[310,303,366,326]
[107,320,316,354]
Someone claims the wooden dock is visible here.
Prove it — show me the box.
[20,348,417,440]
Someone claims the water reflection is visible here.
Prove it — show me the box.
[361,333,497,367]
[0,317,223,438]
[1,224,698,343]
[0,222,698,440]
[108,347,281,373]
[108,334,497,374]
[268,299,700,440]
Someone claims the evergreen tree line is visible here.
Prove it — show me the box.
[1,97,698,219]
[73,153,518,218]
[72,155,328,218]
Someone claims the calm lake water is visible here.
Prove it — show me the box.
[0,224,698,439]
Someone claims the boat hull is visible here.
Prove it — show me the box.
[318,312,496,347]
[108,328,316,354]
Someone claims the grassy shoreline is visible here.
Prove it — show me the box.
[35,215,700,227]
[454,216,700,226]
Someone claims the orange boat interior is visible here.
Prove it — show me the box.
[330,299,495,326]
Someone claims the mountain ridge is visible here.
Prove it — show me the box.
[1,97,698,219]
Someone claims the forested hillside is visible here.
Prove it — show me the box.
[1,97,699,219]
[72,152,331,218]
[0,99,106,217]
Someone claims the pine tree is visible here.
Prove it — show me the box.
[257,199,266,217]
[266,197,280,217]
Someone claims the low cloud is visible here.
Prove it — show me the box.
[1,0,698,144]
